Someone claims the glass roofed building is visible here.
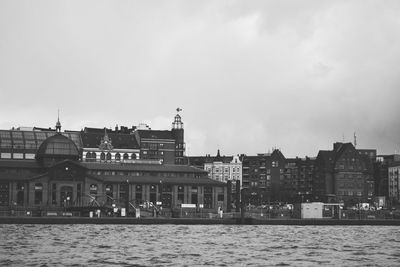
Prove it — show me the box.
[0,113,227,217]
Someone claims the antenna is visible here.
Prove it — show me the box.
[354,132,357,148]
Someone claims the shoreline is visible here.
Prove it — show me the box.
[1,216,400,225]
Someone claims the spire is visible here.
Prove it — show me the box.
[215,149,222,162]
[99,127,113,151]
[55,109,62,133]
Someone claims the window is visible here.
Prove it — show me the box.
[123,153,129,160]
[16,182,24,206]
[105,184,113,204]
[119,183,128,203]
[52,183,57,205]
[115,153,121,161]
[100,152,105,161]
[135,185,142,204]
[90,184,98,196]
[131,153,137,160]
[191,186,198,204]
[0,182,9,206]
[106,152,112,161]
[150,184,157,203]
[177,185,184,202]
[34,183,43,205]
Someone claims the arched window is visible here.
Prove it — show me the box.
[100,152,105,161]
[106,152,112,161]
[91,152,97,159]
[131,153,137,160]
[34,183,43,205]
[115,153,121,161]
[85,152,91,161]
[123,153,129,160]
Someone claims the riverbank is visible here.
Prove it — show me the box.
[1,216,400,225]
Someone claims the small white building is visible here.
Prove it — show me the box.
[301,202,342,219]
[301,202,324,219]
[204,150,242,187]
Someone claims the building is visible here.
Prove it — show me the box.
[0,113,227,216]
[292,157,315,203]
[202,150,242,184]
[187,150,242,210]
[313,142,375,206]
[81,127,141,163]
[374,154,400,201]
[388,162,400,205]
[241,149,286,205]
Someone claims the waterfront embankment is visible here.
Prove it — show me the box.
[1,216,400,225]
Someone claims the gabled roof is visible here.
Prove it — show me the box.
[333,142,356,162]
[271,149,286,160]
[81,132,139,149]
[136,130,174,140]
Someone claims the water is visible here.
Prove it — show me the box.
[1,224,399,266]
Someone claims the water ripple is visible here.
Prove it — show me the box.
[1,224,400,266]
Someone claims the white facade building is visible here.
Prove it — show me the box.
[204,153,242,186]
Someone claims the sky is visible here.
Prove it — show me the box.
[1,0,400,158]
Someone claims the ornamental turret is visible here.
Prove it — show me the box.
[172,108,185,164]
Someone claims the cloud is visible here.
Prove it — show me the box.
[0,1,399,157]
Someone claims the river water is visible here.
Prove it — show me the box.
[0,224,399,266]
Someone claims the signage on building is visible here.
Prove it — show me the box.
[181,204,196,208]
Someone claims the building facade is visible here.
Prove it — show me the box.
[388,162,400,204]
[0,114,227,215]
[313,142,375,206]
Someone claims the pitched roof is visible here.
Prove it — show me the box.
[0,160,41,169]
[136,130,174,140]
[316,150,335,169]
[91,174,225,186]
[80,162,207,174]
[81,132,139,149]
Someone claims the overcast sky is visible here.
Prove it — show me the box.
[1,1,399,158]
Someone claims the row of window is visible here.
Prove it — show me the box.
[88,170,202,178]
[207,167,241,173]
[337,191,363,196]
[85,152,138,161]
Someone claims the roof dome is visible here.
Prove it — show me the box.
[36,134,79,163]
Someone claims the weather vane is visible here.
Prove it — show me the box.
[176,107,182,113]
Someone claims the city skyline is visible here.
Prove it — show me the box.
[1,1,400,158]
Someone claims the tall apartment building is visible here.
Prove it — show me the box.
[388,162,400,204]
[313,142,375,206]
[241,149,286,205]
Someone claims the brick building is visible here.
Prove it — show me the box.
[313,142,375,206]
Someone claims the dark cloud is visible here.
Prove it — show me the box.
[0,1,399,157]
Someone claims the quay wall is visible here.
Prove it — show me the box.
[1,217,400,225]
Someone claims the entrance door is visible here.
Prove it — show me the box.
[60,186,73,207]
